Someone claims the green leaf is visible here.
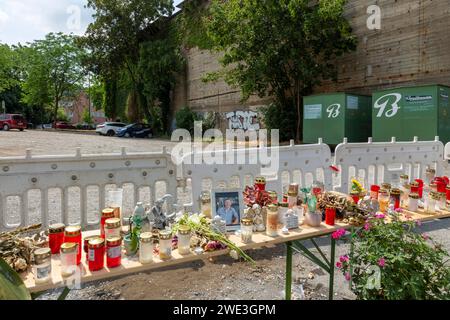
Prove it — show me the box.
[0,257,31,300]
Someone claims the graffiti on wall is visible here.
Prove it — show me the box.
[226,110,260,131]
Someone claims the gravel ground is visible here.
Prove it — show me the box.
[2,129,450,300]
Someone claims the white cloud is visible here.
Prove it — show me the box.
[0,0,94,45]
[0,0,184,45]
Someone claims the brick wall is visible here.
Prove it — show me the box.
[171,0,450,129]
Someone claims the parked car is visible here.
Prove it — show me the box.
[116,123,153,138]
[0,114,27,131]
[96,122,127,136]
[53,121,75,130]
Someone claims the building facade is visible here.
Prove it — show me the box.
[61,91,107,125]
[171,0,450,131]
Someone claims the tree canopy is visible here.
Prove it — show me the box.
[20,32,86,122]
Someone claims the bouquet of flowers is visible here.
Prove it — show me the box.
[243,185,272,207]
[172,213,254,263]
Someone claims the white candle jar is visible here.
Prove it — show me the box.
[240,218,253,244]
[105,218,121,240]
[177,226,192,255]
[278,202,289,224]
[408,193,419,212]
[266,205,279,237]
[60,242,78,277]
[33,248,52,284]
[158,230,173,260]
[139,232,154,264]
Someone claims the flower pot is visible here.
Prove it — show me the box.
[124,234,138,256]
[305,211,322,227]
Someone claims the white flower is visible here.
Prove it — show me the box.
[189,214,201,225]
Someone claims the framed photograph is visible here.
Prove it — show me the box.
[211,189,243,231]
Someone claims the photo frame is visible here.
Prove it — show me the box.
[211,188,244,231]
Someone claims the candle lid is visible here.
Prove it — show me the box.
[105,218,121,229]
[60,242,78,253]
[267,204,278,212]
[178,225,191,235]
[106,237,122,247]
[64,225,81,237]
[370,185,380,192]
[409,193,419,199]
[34,247,51,261]
[159,230,172,240]
[88,237,105,249]
[49,223,65,234]
[279,202,289,208]
[381,183,391,189]
[390,188,401,195]
[400,174,409,180]
[102,208,115,218]
[426,168,436,174]
[140,232,153,243]
[254,176,266,184]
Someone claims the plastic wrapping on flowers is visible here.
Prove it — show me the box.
[172,213,255,264]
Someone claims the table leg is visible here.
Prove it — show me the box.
[285,241,293,300]
[328,237,336,300]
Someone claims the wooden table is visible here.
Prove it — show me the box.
[22,208,450,299]
[22,221,349,294]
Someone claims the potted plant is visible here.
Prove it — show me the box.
[123,217,139,256]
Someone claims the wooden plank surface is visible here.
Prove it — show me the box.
[22,208,450,293]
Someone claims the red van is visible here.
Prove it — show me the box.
[0,114,27,131]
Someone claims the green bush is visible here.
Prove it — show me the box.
[175,106,200,134]
[260,101,297,142]
[56,108,69,122]
[335,212,450,300]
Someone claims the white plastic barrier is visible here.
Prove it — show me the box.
[333,137,444,193]
[0,147,177,231]
[180,140,333,213]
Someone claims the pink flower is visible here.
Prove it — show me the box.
[378,258,386,268]
[375,213,385,219]
[395,208,403,213]
[422,233,429,240]
[332,229,346,240]
[416,220,422,226]
[364,223,371,231]
[345,272,351,281]
[336,262,342,269]
[340,255,349,263]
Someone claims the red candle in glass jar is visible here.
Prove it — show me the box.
[64,226,82,265]
[414,179,424,198]
[350,191,360,204]
[88,238,105,271]
[106,237,122,268]
[101,208,115,239]
[48,223,65,254]
[370,185,380,200]
[325,206,336,226]
[434,178,447,193]
[254,177,266,191]
[84,235,100,262]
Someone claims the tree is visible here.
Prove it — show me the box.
[0,44,20,93]
[202,0,357,141]
[139,35,184,133]
[81,0,174,123]
[21,33,85,123]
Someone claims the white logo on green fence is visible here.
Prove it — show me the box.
[374,93,402,118]
[326,103,341,118]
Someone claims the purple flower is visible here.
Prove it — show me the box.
[378,258,386,268]
[332,229,346,240]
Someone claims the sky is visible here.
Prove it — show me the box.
[0,0,183,45]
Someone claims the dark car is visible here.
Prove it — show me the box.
[53,121,75,129]
[0,114,27,131]
[116,123,153,138]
